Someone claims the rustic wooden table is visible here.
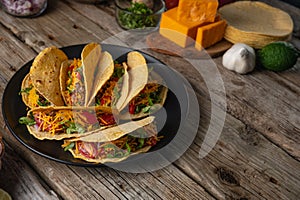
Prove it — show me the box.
[0,0,299,199]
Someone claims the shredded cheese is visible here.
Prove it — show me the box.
[28,86,39,108]
[32,109,89,135]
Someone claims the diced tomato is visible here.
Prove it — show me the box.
[100,95,110,105]
[129,103,136,114]
[148,137,157,146]
[81,111,98,124]
[99,114,115,125]
[78,142,97,159]
[68,64,75,72]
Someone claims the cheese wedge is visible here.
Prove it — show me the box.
[177,0,219,23]
[195,19,227,50]
[159,8,205,48]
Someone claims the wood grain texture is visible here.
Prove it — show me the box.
[0,137,60,200]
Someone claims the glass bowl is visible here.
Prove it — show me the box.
[115,0,165,31]
[0,0,47,17]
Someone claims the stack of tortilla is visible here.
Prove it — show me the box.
[218,1,294,49]
[19,43,168,163]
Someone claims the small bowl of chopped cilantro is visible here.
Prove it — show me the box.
[115,0,165,31]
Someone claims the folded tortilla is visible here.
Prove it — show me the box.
[120,69,168,120]
[20,74,54,108]
[90,61,130,111]
[118,51,149,111]
[29,46,68,106]
[63,116,157,163]
[20,106,116,140]
[87,52,119,107]
[59,43,114,107]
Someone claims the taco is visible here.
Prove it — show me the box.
[60,43,114,106]
[120,67,168,119]
[60,59,86,106]
[29,46,68,106]
[20,74,54,108]
[18,106,116,140]
[90,51,150,112]
[62,116,158,163]
[91,61,129,110]
[117,51,149,111]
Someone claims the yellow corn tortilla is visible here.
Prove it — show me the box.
[68,146,151,164]
[25,106,113,140]
[120,69,168,120]
[68,116,155,142]
[65,116,155,163]
[219,1,293,48]
[21,74,32,107]
[114,62,129,111]
[30,46,68,106]
[21,74,54,108]
[81,43,102,106]
[87,51,115,106]
[59,60,74,106]
[118,51,149,111]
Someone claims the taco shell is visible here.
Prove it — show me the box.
[25,106,114,140]
[81,43,102,106]
[60,60,73,105]
[118,51,148,111]
[68,146,151,164]
[68,116,155,142]
[87,51,115,106]
[114,62,129,110]
[30,46,68,106]
[65,116,155,163]
[120,69,168,120]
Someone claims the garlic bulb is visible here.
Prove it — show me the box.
[222,43,256,74]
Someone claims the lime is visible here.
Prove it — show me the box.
[257,41,299,71]
[0,189,12,200]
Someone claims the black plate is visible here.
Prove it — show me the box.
[2,44,193,167]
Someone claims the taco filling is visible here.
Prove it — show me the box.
[128,83,165,114]
[63,59,85,106]
[95,63,125,107]
[62,123,158,160]
[20,80,52,108]
[19,108,116,136]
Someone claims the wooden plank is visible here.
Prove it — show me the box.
[149,45,299,161]
[174,93,300,199]
[0,138,60,200]
[0,2,214,200]
[0,0,112,52]
[95,166,214,200]
[64,0,123,35]
[216,57,300,160]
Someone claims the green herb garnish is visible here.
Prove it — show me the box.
[19,116,36,126]
[118,2,158,29]
[63,142,75,151]
[19,86,33,95]
[66,122,85,134]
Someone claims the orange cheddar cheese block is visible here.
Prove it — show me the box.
[159,7,205,48]
[177,0,219,23]
[195,19,227,50]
